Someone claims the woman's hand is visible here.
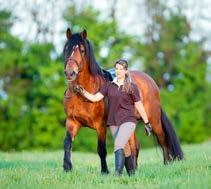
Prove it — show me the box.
[135,101,152,136]
[74,85,104,102]
[74,85,85,95]
[144,122,152,136]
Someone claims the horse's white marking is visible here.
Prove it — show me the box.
[70,45,79,57]
[70,49,74,57]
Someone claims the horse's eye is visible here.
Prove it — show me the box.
[81,49,85,54]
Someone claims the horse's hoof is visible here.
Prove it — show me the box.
[101,169,109,175]
[164,159,173,165]
[63,162,72,172]
[64,167,72,172]
[164,160,169,165]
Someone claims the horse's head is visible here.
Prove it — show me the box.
[63,28,87,82]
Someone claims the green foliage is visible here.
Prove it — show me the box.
[0,10,12,34]
[0,1,210,152]
[0,10,66,151]
[0,41,66,150]
[132,5,210,143]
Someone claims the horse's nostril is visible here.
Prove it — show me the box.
[70,71,75,77]
[64,70,76,79]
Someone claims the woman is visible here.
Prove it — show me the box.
[76,59,152,176]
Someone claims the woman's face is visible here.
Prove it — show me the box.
[115,63,127,80]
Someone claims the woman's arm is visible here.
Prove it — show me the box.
[83,91,104,102]
[134,101,149,124]
[74,85,105,102]
[135,100,152,136]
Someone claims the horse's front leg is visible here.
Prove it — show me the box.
[63,118,81,171]
[96,125,109,174]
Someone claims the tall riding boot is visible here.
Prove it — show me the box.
[115,149,125,176]
[125,155,135,176]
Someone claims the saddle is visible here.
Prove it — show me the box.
[102,68,116,81]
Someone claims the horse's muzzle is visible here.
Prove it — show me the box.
[64,70,78,81]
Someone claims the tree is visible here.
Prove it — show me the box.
[0,10,65,150]
[137,1,210,143]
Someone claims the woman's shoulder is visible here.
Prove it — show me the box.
[104,80,112,86]
[105,80,115,86]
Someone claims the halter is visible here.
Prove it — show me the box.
[64,43,84,72]
[64,57,82,75]
[64,44,86,97]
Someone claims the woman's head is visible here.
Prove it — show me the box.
[114,59,133,93]
[114,59,128,70]
[114,59,128,80]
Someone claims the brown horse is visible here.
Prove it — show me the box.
[63,28,183,173]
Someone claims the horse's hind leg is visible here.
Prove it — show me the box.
[152,119,171,164]
[63,118,81,171]
[128,133,140,168]
[122,133,140,176]
[96,125,109,174]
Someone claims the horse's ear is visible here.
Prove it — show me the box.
[81,29,87,39]
[66,28,72,40]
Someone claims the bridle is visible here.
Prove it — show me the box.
[64,57,82,77]
[64,44,84,74]
[64,44,86,97]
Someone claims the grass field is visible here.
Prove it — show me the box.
[0,142,211,189]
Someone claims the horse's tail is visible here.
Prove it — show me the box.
[161,108,184,160]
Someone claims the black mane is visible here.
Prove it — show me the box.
[64,33,105,78]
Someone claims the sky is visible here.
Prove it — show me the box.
[0,0,211,53]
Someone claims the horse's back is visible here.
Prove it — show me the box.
[130,70,161,120]
[131,70,159,96]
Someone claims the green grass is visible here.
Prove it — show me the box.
[0,142,211,189]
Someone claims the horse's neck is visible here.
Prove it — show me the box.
[78,69,105,92]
